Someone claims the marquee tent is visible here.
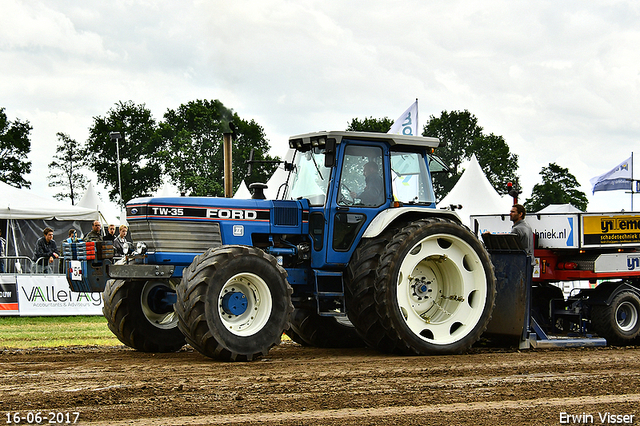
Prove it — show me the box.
[1,181,98,270]
[437,155,512,227]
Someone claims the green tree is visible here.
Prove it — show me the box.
[47,132,88,205]
[85,101,162,205]
[346,117,393,133]
[0,107,32,188]
[157,99,278,196]
[524,163,588,212]
[423,110,519,200]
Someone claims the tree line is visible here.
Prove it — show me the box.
[0,103,588,211]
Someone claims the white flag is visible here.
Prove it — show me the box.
[589,156,632,194]
[388,100,418,136]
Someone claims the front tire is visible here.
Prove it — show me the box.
[592,291,640,346]
[102,278,186,352]
[175,245,293,361]
[375,218,496,354]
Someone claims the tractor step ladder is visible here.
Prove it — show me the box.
[313,270,345,317]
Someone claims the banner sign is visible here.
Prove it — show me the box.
[0,275,19,315]
[16,275,103,316]
[582,214,640,246]
[472,214,579,249]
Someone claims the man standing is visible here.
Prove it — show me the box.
[84,221,104,242]
[104,224,117,241]
[510,204,534,263]
[33,227,59,273]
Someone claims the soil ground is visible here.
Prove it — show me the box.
[2,341,639,426]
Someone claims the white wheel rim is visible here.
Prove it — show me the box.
[140,280,179,330]
[396,233,488,345]
[616,301,639,332]
[218,272,273,337]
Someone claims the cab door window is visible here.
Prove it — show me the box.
[337,145,385,207]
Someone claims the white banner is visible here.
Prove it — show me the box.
[388,100,418,136]
[16,275,103,316]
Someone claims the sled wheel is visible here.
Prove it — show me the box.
[592,291,640,346]
[375,218,496,354]
[102,278,186,352]
[176,245,293,361]
[289,306,365,348]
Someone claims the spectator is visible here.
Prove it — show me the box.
[84,220,103,242]
[104,224,116,241]
[65,229,80,243]
[510,204,534,264]
[113,225,132,257]
[34,227,59,273]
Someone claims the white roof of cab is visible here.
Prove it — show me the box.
[289,131,440,148]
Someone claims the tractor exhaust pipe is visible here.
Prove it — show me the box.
[223,126,235,198]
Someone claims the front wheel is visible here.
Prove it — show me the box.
[375,218,496,355]
[592,291,640,346]
[175,245,293,361]
[102,278,186,352]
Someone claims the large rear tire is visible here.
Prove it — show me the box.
[102,278,186,352]
[288,306,364,348]
[175,245,293,361]
[345,228,398,351]
[375,218,496,355]
[592,291,640,346]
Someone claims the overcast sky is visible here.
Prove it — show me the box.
[3,0,640,213]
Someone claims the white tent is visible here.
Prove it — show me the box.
[437,155,512,226]
[1,181,97,221]
[153,180,181,197]
[233,180,252,199]
[77,183,120,225]
[537,204,582,213]
[1,181,98,261]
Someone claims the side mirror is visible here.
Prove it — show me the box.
[324,138,336,167]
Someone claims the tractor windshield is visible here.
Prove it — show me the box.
[390,151,435,205]
[286,147,331,206]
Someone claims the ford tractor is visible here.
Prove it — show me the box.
[65,131,497,361]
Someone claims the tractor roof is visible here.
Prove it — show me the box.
[288,131,440,150]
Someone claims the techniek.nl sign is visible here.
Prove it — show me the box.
[16,275,103,316]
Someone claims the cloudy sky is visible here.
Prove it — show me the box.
[3,0,640,213]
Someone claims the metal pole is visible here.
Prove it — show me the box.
[116,138,122,205]
[110,132,123,205]
[632,152,634,211]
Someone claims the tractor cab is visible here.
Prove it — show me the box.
[284,131,440,268]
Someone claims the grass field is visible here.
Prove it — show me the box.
[0,316,121,349]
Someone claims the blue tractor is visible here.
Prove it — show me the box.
[67,131,497,361]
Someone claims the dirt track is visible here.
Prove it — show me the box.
[1,342,639,425]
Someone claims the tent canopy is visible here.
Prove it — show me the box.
[437,155,512,226]
[1,181,97,221]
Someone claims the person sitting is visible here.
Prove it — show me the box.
[33,227,59,273]
[84,220,103,242]
[350,161,384,206]
[113,225,132,257]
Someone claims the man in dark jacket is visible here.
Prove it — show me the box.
[84,220,103,242]
[33,227,59,273]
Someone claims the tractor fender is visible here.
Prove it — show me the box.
[361,207,462,239]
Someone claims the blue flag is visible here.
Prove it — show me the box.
[590,156,632,194]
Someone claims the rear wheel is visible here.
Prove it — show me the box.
[175,245,293,361]
[592,291,640,345]
[102,278,186,352]
[289,306,364,348]
[375,218,496,354]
